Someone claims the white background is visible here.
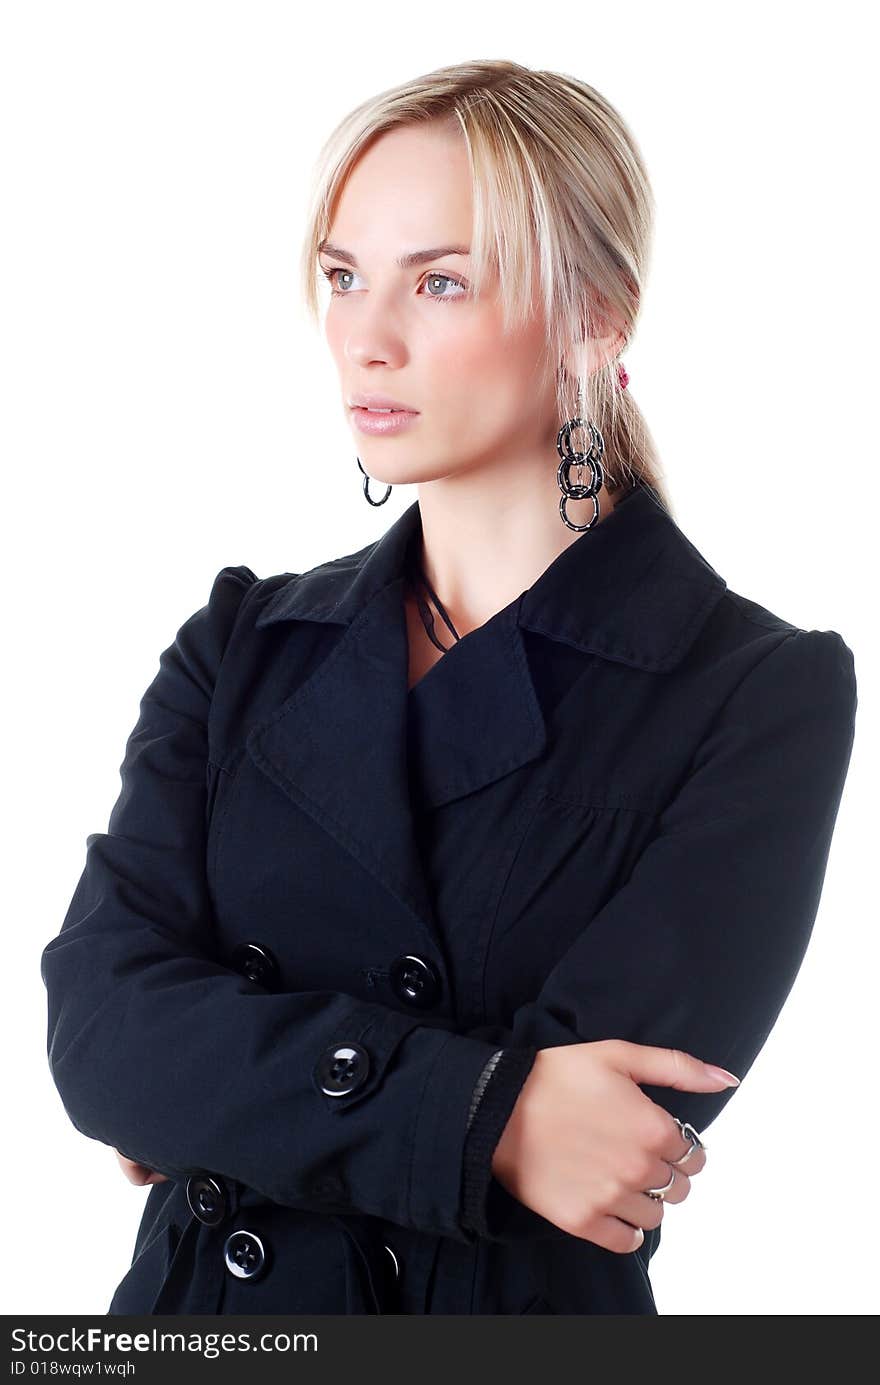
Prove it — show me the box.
[5,0,877,1317]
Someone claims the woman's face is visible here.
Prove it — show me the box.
[319,121,566,488]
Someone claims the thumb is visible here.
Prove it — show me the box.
[608,1040,741,1092]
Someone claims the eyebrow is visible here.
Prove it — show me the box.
[317,241,471,269]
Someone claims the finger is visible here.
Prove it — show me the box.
[669,1141,707,1174]
[573,1212,649,1256]
[607,1040,740,1095]
[659,1114,709,1169]
[116,1153,167,1186]
[126,1164,153,1186]
[614,1189,666,1230]
[638,1152,696,1200]
[643,1163,692,1207]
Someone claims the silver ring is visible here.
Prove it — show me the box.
[670,1117,705,1166]
[644,1167,676,1200]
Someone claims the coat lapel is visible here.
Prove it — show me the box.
[516,480,728,671]
[245,481,727,943]
[247,577,441,936]
[245,501,548,942]
[405,596,547,811]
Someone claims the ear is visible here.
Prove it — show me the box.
[560,293,628,390]
[560,331,627,395]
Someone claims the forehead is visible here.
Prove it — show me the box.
[327,124,473,253]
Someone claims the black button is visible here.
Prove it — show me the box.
[186,1174,228,1227]
[223,1229,267,1281]
[383,1243,400,1281]
[231,941,280,989]
[315,1042,371,1096]
[390,954,442,1009]
[375,1241,402,1311]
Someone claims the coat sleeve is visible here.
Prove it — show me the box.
[458,626,858,1241]
[40,578,857,1249]
[39,565,529,1245]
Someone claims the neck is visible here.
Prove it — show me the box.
[412,460,621,640]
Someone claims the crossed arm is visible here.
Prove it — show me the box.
[42,566,857,1245]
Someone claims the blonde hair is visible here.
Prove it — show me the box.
[300,58,669,510]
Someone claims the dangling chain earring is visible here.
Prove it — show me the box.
[556,376,608,533]
[358,364,628,519]
[357,455,392,506]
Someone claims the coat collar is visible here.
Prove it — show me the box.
[247,481,727,952]
[254,478,727,673]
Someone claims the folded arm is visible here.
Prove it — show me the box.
[40,567,856,1246]
[459,625,857,1238]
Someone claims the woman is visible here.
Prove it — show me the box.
[40,59,857,1316]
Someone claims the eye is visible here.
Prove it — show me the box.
[320,267,467,303]
[420,272,467,301]
[320,266,359,294]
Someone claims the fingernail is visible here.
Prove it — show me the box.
[704,1064,740,1086]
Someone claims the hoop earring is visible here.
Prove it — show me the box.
[357,456,392,507]
[556,381,606,532]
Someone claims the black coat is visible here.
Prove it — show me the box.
[40,479,857,1315]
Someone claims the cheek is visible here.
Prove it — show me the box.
[425,316,542,405]
[324,316,345,361]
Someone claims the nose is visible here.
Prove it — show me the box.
[342,297,411,371]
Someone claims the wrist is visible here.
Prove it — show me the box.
[490,1056,538,1184]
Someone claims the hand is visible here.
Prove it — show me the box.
[492,1039,734,1253]
[114,1149,169,1186]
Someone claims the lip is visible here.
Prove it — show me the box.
[348,393,419,412]
[351,407,420,437]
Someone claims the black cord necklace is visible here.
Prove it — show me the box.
[406,481,639,657]
[406,554,461,653]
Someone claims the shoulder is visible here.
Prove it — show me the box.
[653,490,854,685]
[705,580,853,668]
[196,529,381,635]
[201,562,311,626]
[703,585,857,732]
